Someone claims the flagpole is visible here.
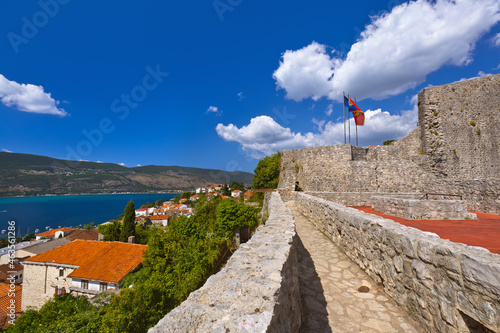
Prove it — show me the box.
[343,92,346,144]
[355,97,358,146]
[348,95,351,145]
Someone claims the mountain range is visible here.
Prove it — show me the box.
[0,152,254,196]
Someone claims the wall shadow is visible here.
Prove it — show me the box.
[295,234,332,333]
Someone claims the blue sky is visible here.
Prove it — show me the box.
[1,0,499,173]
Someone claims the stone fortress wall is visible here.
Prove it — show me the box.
[279,74,500,213]
[148,192,301,333]
[294,192,500,333]
[150,75,500,332]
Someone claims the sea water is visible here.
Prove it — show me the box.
[0,193,175,237]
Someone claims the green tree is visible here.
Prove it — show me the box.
[154,199,163,207]
[180,191,192,199]
[120,200,136,242]
[230,181,245,191]
[221,182,230,196]
[172,195,180,204]
[215,199,257,236]
[252,151,282,189]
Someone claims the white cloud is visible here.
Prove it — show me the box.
[96,161,103,163]
[216,102,418,158]
[493,32,500,46]
[207,105,222,116]
[119,162,125,166]
[2,148,12,153]
[273,0,500,102]
[0,74,67,116]
[273,42,338,102]
[137,164,141,167]
[325,103,333,116]
[238,92,244,101]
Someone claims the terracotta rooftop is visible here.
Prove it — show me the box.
[351,207,500,255]
[149,215,170,220]
[0,282,22,324]
[25,240,147,283]
[36,227,74,238]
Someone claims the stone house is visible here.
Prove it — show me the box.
[21,240,147,310]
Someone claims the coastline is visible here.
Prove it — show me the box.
[0,190,183,199]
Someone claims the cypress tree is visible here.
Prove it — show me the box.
[120,200,136,242]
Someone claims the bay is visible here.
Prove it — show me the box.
[0,193,176,236]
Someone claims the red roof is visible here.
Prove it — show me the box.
[149,215,170,220]
[0,283,22,326]
[36,227,74,238]
[26,240,147,283]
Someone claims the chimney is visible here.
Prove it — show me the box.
[128,236,136,244]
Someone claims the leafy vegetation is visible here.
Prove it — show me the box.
[383,139,396,145]
[6,197,259,332]
[252,151,282,189]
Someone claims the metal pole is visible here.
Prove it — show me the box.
[343,92,346,144]
[355,97,358,146]
[348,95,351,144]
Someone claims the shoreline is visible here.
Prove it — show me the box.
[0,191,183,199]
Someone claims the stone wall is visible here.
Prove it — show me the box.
[295,192,500,333]
[148,192,301,333]
[418,74,500,179]
[372,195,476,220]
[423,179,500,214]
[278,141,437,195]
[21,263,74,311]
[306,191,421,207]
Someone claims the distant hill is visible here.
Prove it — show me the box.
[0,152,254,196]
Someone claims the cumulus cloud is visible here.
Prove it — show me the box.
[2,148,12,153]
[216,102,418,158]
[119,162,126,166]
[0,74,67,116]
[207,105,222,116]
[273,0,500,101]
[273,42,338,102]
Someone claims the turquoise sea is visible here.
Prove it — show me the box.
[0,193,176,236]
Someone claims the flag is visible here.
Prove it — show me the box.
[346,96,365,126]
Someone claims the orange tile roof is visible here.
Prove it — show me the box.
[0,283,22,319]
[26,240,147,283]
[149,215,169,220]
[36,227,74,238]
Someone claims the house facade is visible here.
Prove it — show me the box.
[21,240,147,310]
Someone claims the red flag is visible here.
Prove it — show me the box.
[348,97,365,126]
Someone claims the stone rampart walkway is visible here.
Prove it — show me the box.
[285,200,424,333]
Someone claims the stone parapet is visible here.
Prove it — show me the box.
[372,195,477,220]
[295,192,500,333]
[148,192,301,333]
[423,179,500,214]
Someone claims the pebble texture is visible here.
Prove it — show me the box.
[295,192,500,333]
[148,192,301,333]
[287,200,424,333]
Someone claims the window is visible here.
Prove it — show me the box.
[81,280,88,289]
[100,282,107,291]
[59,269,64,277]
